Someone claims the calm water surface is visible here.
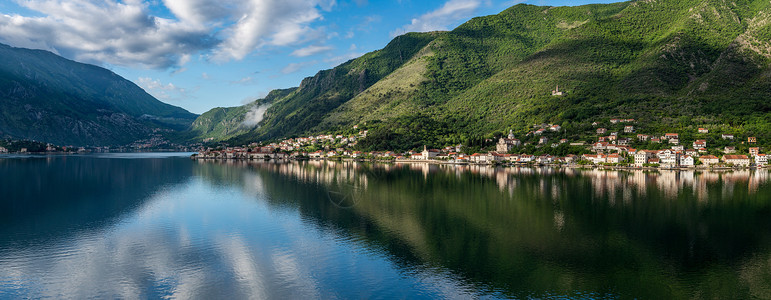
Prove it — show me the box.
[1,154,771,299]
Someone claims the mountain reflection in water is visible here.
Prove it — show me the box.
[1,155,770,299]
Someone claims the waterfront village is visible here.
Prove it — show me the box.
[195,118,769,169]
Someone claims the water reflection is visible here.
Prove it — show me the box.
[197,160,771,298]
[2,156,771,299]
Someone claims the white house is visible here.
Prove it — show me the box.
[680,155,695,167]
[606,154,622,164]
[755,154,768,166]
[634,150,653,167]
[583,154,606,164]
[658,149,679,167]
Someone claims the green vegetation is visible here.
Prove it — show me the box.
[198,0,771,151]
[0,139,52,152]
[189,88,294,141]
[0,43,197,146]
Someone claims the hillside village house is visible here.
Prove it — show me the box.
[597,128,607,135]
[0,146,7,153]
[722,134,734,140]
[725,146,736,154]
[470,153,492,163]
[421,146,440,160]
[659,149,680,167]
[583,154,606,164]
[693,140,707,149]
[698,128,709,133]
[680,155,695,167]
[550,124,562,131]
[723,155,751,166]
[750,147,760,157]
[748,137,757,144]
[756,154,768,166]
[634,150,654,166]
[606,154,622,164]
[700,155,720,166]
[624,126,635,133]
[496,131,521,153]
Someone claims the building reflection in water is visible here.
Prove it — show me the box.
[192,160,771,298]
[205,160,771,210]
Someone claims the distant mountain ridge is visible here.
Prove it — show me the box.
[0,43,197,146]
[194,0,771,148]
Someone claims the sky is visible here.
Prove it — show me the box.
[0,0,619,114]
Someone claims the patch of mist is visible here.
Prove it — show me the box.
[242,104,271,127]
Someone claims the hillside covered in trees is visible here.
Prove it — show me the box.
[193,0,771,150]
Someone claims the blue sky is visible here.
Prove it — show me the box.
[0,0,619,114]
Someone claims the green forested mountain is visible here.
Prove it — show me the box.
[190,88,294,140]
[0,43,197,146]
[198,0,771,148]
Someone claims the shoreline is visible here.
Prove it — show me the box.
[191,156,769,171]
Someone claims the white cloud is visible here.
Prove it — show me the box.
[281,61,317,74]
[231,76,254,85]
[0,0,337,69]
[137,77,190,101]
[211,0,333,62]
[391,0,486,37]
[290,45,333,57]
[0,0,215,69]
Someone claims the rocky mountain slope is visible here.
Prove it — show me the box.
[0,43,197,146]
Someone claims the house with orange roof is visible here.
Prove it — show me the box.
[723,155,750,166]
[699,155,719,166]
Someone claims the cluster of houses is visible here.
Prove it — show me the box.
[269,132,364,152]
[582,150,765,167]
[195,121,768,168]
[585,128,767,167]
